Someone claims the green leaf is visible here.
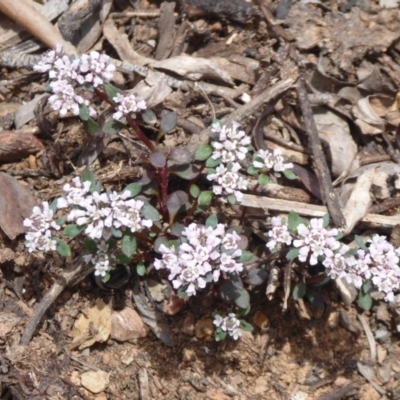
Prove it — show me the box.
[117,253,131,264]
[195,144,213,161]
[101,273,111,283]
[239,250,255,263]
[234,288,250,309]
[227,194,237,204]
[292,282,306,299]
[83,117,99,135]
[121,235,137,257]
[286,248,300,260]
[198,191,213,206]
[57,241,71,257]
[239,320,253,332]
[170,222,185,237]
[190,184,200,199]
[357,281,373,312]
[288,211,302,234]
[111,226,123,238]
[215,328,227,342]
[84,238,98,254]
[136,262,146,276]
[79,103,90,121]
[169,164,201,180]
[63,224,85,238]
[160,111,177,133]
[142,203,161,221]
[50,199,59,212]
[103,119,125,135]
[206,214,218,228]
[322,214,330,228]
[103,82,119,102]
[258,173,270,187]
[205,157,221,168]
[283,169,297,180]
[123,182,142,198]
[55,216,65,226]
[80,169,96,192]
[247,166,259,176]
[355,235,367,251]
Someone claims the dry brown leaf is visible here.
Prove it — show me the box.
[341,167,376,234]
[71,298,111,350]
[0,173,37,239]
[150,54,234,86]
[313,107,357,177]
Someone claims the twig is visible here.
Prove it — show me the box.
[20,255,91,346]
[241,193,400,228]
[357,314,377,364]
[186,77,296,154]
[296,76,346,228]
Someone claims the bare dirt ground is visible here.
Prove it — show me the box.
[2,0,400,399]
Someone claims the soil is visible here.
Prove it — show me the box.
[1,0,400,399]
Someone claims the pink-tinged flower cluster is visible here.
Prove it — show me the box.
[253,149,293,172]
[293,218,340,265]
[266,216,293,251]
[57,178,152,240]
[211,121,251,163]
[33,45,115,117]
[265,215,400,302]
[23,202,60,252]
[207,162,248,202]
[112,93,147,121]
[154,223,243,296]
[83,241,116,277]
[213,313,242,340]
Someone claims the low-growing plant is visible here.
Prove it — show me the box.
[24,46,400,342]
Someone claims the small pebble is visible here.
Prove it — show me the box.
[375,326,390,343]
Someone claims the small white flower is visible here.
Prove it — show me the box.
[253,149,293,172]
[112,93,147,120]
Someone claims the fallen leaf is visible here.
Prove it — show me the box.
[0,173,38,239]
[71,298,111,349]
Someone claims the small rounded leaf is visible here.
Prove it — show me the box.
[149,151,167,168]
[198,191,213,206]
[57,241,71,257]
[190,184,200,198]
[169,148,192,165]
[160,111,177,132]
[195,145,213,161]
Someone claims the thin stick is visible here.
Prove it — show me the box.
[296,76,346,228]
[241,193,400,228]
[20,255,91,346]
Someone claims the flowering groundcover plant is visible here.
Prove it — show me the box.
[24,46,400,342]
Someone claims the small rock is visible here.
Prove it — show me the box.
[375,326,390,343]
[376,304,391,325]
[339,310,362,336]
[111,307,149,342]
[182,348,196,363]
[376,345,387,364]
[253,311,269,330]
[359,383,380,400]
[195,318,214,339]
[377,364,391,383]
[182,313,195,336]
[102,352,112,365]
[80,370,109,394]
[327,310,339,330]
[0,248,15,264]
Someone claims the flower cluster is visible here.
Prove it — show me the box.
[253,148,294,172]
[83,241,116,277]
[113,93,147,121]
[210,121,251,163]
[213,313,242,340]
[33,45,115,117]
[23,201,60,253]
[266,216,400,302]
[207,163,248,202]
[154,223,243,296]
[57,177,153,240]
[207,122,250,202]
